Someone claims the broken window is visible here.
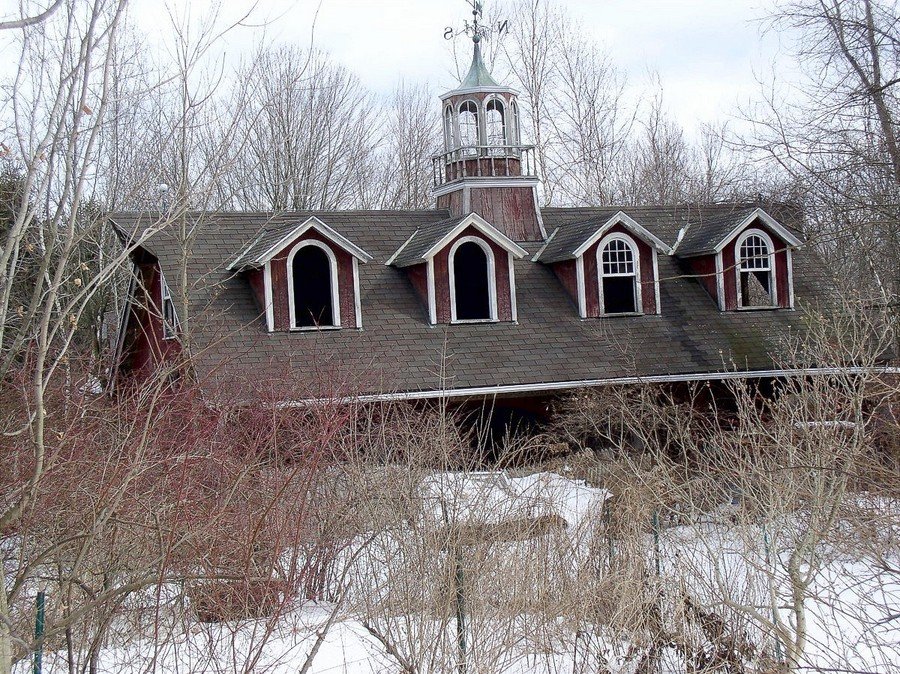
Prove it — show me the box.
[599,238,639,314]
[161,274,179,339]
[291,244,336,328]
[452,240,493,321]
[737,233,775,308]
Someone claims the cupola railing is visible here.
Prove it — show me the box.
[432,145,536,187]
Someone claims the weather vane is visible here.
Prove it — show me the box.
[444,0,508,42]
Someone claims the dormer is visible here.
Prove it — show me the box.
[675,207,804,311]
[228,216,372,332]
[387,212,527,325]
[536,212,671,318]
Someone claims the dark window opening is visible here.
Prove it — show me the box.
[600,238,638,315]
[453,241,492,321]
[292,245,335,328]
[602,277,637,314]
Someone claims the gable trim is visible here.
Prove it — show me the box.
[422,212,528,261]
[230,216,373,270]
[711,208,804,254]
[572,211,673,258]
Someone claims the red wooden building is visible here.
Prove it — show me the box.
[111,39,830,412]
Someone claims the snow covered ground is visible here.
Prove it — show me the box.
[22,472,900,674]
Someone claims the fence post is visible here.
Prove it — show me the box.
[454,546,467,674]
[33,591,45,674]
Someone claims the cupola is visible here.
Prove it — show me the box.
[433,30,544,242]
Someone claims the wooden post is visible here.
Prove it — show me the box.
[454,546,467,674]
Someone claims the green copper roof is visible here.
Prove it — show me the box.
[458,39,500,89]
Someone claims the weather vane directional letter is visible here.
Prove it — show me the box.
[444,0,508,42]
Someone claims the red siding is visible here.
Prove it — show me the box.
[121,260,182,379]
[468,186,541,242]
[269,229,359,330]
[687,255,719,306]
[552,260,579,312]
[431,225,514,323]
[247,268,266,314]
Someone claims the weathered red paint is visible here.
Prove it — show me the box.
[246,267,266,314]
[268,229,359,330]
[686,255,719,306]
[551,259,579,312]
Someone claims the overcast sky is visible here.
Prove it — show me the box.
[128,0,793,137]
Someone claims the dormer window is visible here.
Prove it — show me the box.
[450,237,497,322]
[737,230,776,309]
[486,98,505,148]
[598,235,640,315]
[288,241,339,329]
[227,216,371,332]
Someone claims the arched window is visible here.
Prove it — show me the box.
[443,105,456,150]
[509,100,521,144]
[598,236,640,314]
[450,237,496,322]
[458,100,479,151]
[288,241,340,328]
[486,98,505,147]
[737,230,776,308]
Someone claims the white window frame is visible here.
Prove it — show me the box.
[735,228,778,310]
[160,272,179,340]
[485,96,507,148]
[448,235,498,324]
[509,99,521,144]
[286,239,341,330]
[443,104,456,150]
[597,233,642,316]
[458,99,481,152]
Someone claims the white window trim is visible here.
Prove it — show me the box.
[443,104,456,150]
[160,271,179,340]
[596,233,643,316]
[735,228,778,310]
[458,99,481,148]
[286,239,341,330]
[448,236,498,323]
[484,94,507,147]
[264,261,274,331]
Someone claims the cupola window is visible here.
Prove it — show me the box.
[288,241,340,329]
[509,100,521,144]
[444,105,456,150]
[486,99,506,147]
[599,236,640,315]
[737,231,776,308]
[459,100,479,152]
[450,237,497,322]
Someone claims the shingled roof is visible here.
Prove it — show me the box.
[110,203,830,402]
[536,211,671,263]
[675,207,805,257]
